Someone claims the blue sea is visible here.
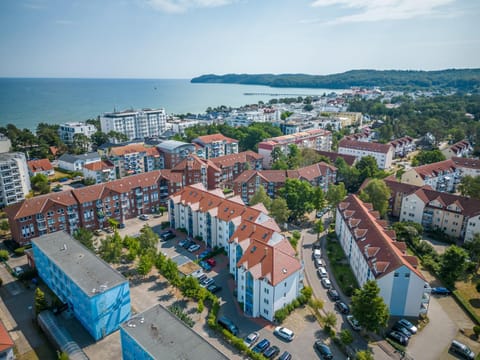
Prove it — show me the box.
[0,78,342,131]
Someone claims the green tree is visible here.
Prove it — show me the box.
[359,179,391,218]
[314,220,324,241]
[35,287,48,315]
[458,175,480,199]
[108,218,119,230]
[31,173,50,194]
[73,228,94,251]
[312,187,326,212]
[269,198,290,228]
[158,206,167,215]
[356,155,380,180]
[439,245,468,287]
[98,232,123,263]
[138,225,158,253]
[72,133,91,154]
[326,183,347,216]
[287,144,301,169]
[108,131,128,143]
[465,233,480,272]
[249,186,272,209]
[412,149,446,166]
[340,329,354,346]
[323,311,337,330]
[279,179,314,221]
[356,350,374,360]
[351,280,389,333]
[90,131,109,147]
[0,219,9,232]
[137,253,154,277]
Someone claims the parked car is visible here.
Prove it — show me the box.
[387,330,409,346]
[317,267,328,278]
[431,287,451,295]
[200,277,215,288]
[264,346,280,359]
[207,284,222,294]
[139,214,150,221]
[243,332,259,348]
[178,238,189,247]
[392,323,412,338]
[278,351,292,360]
[188,244,201,252]
[252,339,270,354]
[199,261,212,272]
[327,288,340,301]
[396,319,417,334]
[321,278,331,289]
[199,250,211,259]
[449,340,475,359]
[13,266,24,277]
[160,230,175,241]
[346,315,361,331]
[313,249,322,259]
[118,223,126,229]
[314,341,333,359]
[206,258,216,267]
[335,300,350,314]
[217,316,238,336]
[314,258,325,268]
[182,240,194,249]
[274,326,295,341]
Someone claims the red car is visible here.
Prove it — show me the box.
[206,258,216,267]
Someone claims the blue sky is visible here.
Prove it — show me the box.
[0,0,478,78]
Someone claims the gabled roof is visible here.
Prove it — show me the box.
[83,160,114,171]
[452,156,480,170]
[172,154,221,173]
[28,158,53,173]
[315,150,357,166]
[337,194,424,281]
[411,159,457,179]
[193,133,238,146]
[110,143,160,157]
[211,151,263,168]
[58,152,100,163]
[338,139,393,154]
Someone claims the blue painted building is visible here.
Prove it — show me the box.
[120,304,228,360]
[32,231,131,341]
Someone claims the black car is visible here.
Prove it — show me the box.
[264,345,280,359]
[278,351,292,360]
[327,288,340,301]
[315,341,333,359]
[182,240,195,249]
[160,230,175,241]
[392,323,412,338]
[252,339,270,354]
[335,300,350,314]
[387,330,409,346]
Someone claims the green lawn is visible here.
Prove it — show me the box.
[326,237,359,297]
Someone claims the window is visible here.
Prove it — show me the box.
[405,273,410,278]
[264,298,269,304]
[263,309,269,315]
[394,272,399,277]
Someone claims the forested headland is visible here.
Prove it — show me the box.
[191,69,480,92]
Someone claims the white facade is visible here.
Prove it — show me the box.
[58,122,97,143]
[169,185,302,322]
[100,109,167,142]
[58,153,101,172]
[335,195,428,317]
[338,143,394,170]
[0,134,12,153]
[0,152,31,208]
[465,215,480,243]
[82,164,116,184]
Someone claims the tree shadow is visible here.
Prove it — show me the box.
[171,299,188,309]
[148,281,168,292]
[469,298,480,309]
[304,313,317,323]
[158,293,174,302]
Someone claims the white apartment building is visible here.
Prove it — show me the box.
[0,152,31,208]
[0,134,12,153]
[338,139,394,170]
[335,194,429,317]
[258,129,332,169]
[100,108,167,142]
[400,159,461,193]
[169,184,303,321]
[82,160,116,184]
[58,122,97,144]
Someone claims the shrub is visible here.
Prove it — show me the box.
[0,250,8,261]
[197,299,204,313]
[474,326,480,337]
[274,308,289,323]
[14,247,25,256]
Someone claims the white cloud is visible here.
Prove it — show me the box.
[146,0,236,13]
[310,0,456,24]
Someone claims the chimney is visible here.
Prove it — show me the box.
[264,247,268,257]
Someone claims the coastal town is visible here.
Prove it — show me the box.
[0,85,479,360]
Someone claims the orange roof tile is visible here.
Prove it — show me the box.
[83,160,114,171]
[27,159,53,173]
[0,321,14,353]
[193,133,238,145]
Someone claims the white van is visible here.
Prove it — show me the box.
[317,267,328,278]
[313,249,321,259]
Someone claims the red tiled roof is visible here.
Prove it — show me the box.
[338,139,393,154]
[0,321,14,353]
[83,160,114,171]
[211,151,263,168]
[27,159,53,173]
[193,133,238,145]
[411,159,457,179]
[172,154,221,173]
[315,150,357,166]
[338,194,425,280]
[110,143,159,156]
[452,156,480,170]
